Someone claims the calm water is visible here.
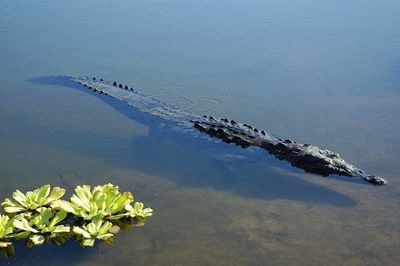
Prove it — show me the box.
[1,0,400,265]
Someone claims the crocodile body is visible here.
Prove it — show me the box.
[73,76,387,185]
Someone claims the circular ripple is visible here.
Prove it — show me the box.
[148,81,224,114]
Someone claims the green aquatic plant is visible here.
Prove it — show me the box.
[119,202,153,222]
[12,208,70,247]
[0,183,153,257]
[1,185,65,214]
[52,184,132,220]
[0,214,15,257]
[72,215,114,247]
[52,183,151,221]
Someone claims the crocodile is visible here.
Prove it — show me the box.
[72,76,387,185]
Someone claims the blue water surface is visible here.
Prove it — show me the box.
[1,1,400,265]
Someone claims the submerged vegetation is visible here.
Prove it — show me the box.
[0,184,153,257]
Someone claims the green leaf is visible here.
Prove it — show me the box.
[87,223,97,236]
[1,198,26,214]
[48,210,67,228]
[87,202,99,220]
[35,185,51,205]
[13,219,38,233]
[3,206,26,214]
[12,190,26,206]
[74,185,92,205]
[51,200,77,214]
[44,187,65,205]
[52,225,70,233]
[73,226,91,239]
[98,221,112,235]
[39,208,53,226]
[134,202,144,212]
[10,231,31,239]
[142,207,153,216]
[111,192,133,213]
[107,213,128,220]
[97,233,113,240]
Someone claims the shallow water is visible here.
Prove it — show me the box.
[1,0,400,265]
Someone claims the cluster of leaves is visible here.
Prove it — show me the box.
[0,184,153,257]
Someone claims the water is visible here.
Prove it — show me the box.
[1,0,400,265]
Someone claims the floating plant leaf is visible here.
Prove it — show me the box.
[1,185,65,214]
[72,215,114,247]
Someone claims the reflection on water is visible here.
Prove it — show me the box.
[1,0,400,265]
